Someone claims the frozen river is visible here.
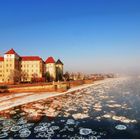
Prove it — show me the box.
[0,77,140,139]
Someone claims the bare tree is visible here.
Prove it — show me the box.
[21,71,28,82]
[70,72,74,80]
[46,72,50,82]
[9,69,21,83]
[63,71,70,81]
[31,73,38,82]
[77,72,84,80]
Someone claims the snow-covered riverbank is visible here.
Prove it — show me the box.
[0,78,125,111]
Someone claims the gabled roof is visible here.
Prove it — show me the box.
[5,48,18,55]
[0,57,4,61]
[56,59,63,65]
[45,57,55,64]
[21,56,42,61]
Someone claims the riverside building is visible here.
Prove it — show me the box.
[0,48,64,83]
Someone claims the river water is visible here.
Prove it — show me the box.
[0,77,140,139]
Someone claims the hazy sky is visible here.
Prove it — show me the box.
[0,0,140,74]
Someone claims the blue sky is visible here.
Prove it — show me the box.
[0,0,140,74]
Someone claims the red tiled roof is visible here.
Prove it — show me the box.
[0,57,4,61]
[45,57,55,64]
[21,56,42,61]
[5,48,18,55]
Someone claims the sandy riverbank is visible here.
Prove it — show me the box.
[0,78,121,111]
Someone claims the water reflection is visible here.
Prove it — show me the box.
[0,77,140,139]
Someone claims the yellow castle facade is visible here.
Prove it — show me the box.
[0,49,64,83]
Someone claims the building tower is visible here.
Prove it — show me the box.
[56,59,64,81]
[4,48,21,83]
[45,56,56,81]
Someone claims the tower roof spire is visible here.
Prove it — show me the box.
[45,56,55,64]
[56,59,63,65]
[5,48,19,56]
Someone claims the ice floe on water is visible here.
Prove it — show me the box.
[103,113,112,119]
[10,125,22,132]
[107,104,122,108]
[1,126,10,132]
[17,117,27,125]
[35,127,54,138]
[79,128,92,136]
[72,113,89,119]
[2,119,15,127]
[19,128,31,138]
[50,126,60,131]
[101,113,137,124]
[0,132,8,138]
[115,125,127,130]
[112,115,137,123]
[66,119,75,125]
[34,125,48,133]
[21,123,34,129]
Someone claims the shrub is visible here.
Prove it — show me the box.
[0,85,8,89]
[0,85,8,93]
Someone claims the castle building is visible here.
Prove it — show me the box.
[45,57,56,81]
[0,48,64,83]
[21,56,44,82]
[56,59,64,81]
